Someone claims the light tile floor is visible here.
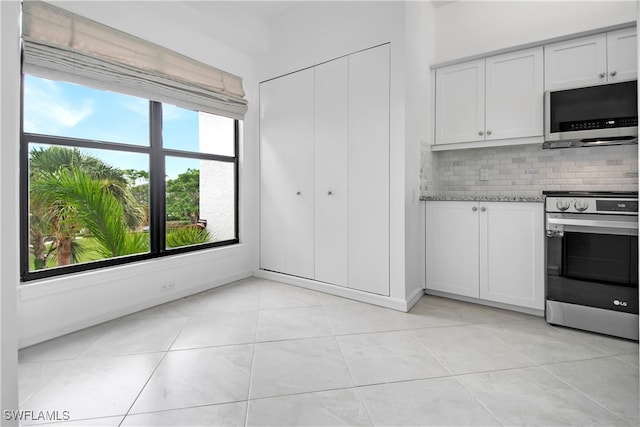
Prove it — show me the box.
[18,277,639,426]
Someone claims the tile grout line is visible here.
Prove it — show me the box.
[243,282,266,427]
[540,361,636,426]
[117,299,194,426]
[450,374,508,427]
[327,331,374,426]
[406,327,455,378]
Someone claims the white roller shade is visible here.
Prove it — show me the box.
[22,0,248,119]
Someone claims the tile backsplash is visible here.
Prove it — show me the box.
[420,143,638,197]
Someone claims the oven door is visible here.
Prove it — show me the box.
[546,213,639,314]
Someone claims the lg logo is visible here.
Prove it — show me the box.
[613,299,628,307]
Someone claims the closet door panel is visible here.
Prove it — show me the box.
[259,69,315,279]
[315,57,349,286]
[348,45,390,296]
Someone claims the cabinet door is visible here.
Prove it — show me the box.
[485,47,543,140]
[425,202,480,298]
[348,44,390,296]
[435,59,485,144]
[315,57,348,287]
[259,68,315,279]
[544,33,607,90]
[607,27,637,83]
[479,203,544,310]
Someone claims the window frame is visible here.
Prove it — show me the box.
[19,75,240,282]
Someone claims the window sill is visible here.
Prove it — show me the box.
[18,243,247,301]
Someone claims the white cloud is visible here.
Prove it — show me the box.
[162,103,188,121]
[124,98,149,117]
[23,78,94,134]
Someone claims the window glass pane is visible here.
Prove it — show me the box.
[163,105,235,156]
[27,143,150,272]
[23,75,149,146]
[165,156,236,248]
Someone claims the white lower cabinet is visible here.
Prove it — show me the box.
[425,201,544,310]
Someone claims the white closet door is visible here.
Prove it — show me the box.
[259,68,315,279]
[348,44,390,296]
[315,57,348,286]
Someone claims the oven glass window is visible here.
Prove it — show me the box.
[564,233,638,286]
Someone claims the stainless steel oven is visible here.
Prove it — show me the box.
[544,191,638,340]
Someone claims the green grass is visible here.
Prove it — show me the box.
[29,236,134,270]
[29,228,204,271]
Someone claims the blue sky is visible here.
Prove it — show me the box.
[23,75,201,179]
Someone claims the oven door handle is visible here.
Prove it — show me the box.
[547,217,638,234]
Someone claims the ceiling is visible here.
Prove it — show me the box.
[182,1,299,23]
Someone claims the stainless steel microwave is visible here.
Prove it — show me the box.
[543,80,638,149]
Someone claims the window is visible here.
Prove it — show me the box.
[21,75,239,281]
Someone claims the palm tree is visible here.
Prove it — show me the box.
[29,146,146,268]
[31,167,148,259]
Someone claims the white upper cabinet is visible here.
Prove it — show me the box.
[434,47,543,147]
[545,27,637,90]
[435,59,485,144]
[485,48,544,141]
[607,27,638,83]
[544,33,607,90]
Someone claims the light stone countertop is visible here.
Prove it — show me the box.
[419,194,545,203]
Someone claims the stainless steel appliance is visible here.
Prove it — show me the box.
[544,191,639,340]
[543,80,638,149]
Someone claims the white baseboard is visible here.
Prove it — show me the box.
[424,289,545,317]
[19,270,254,348]
[255,269,412,312]
[406,285,424,311]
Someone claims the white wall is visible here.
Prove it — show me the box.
[16,1,262,347]
[434,0,637,64]
[422,1,639,196]
[0,0,21,418]
[404,1,436,300]
[257,1,416,304]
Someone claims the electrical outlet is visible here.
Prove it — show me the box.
[160,281,175,290]
[480,168,489,181]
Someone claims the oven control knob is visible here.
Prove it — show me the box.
[555,199,570,211]
[574,199,589,212]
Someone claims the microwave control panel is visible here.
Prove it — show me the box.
[560,117,638,132]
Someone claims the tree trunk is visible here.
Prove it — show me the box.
[30,228,47,270]
[57,236,72,266]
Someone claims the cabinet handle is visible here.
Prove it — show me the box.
[480,207,486,212]
[486,130,492,136]
[472,206,478,212]
[296,191,301,196]
[610,71,618,77]
[478,131,484,136]
[599,73,606,78]
[327,191,333,195]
